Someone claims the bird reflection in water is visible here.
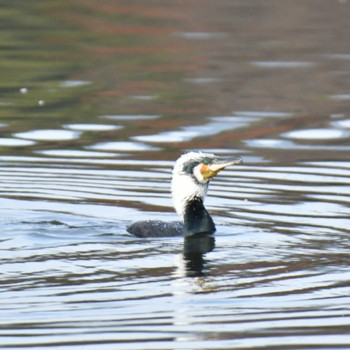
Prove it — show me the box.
[183,233,215,277]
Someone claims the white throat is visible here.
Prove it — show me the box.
[171,170,209,217]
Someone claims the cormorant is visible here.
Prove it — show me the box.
[127,151,242,237]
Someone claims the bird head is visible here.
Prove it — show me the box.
[171,151,242,216]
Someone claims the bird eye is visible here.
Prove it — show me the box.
[202,158,211,165]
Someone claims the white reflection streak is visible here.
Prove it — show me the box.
[132,117,257,143]
[15,129,81,141]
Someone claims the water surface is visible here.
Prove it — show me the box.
[1,1,350,349]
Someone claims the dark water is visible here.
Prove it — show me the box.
[1,1,350,349]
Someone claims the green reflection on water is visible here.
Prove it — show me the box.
[0,1,206,144]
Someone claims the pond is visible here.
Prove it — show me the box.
[1,1,350,349]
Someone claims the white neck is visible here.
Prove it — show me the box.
[171,173,208,217]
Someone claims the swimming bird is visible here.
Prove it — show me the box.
[127,151,242,237]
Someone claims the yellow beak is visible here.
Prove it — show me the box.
[200,156,242,180]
